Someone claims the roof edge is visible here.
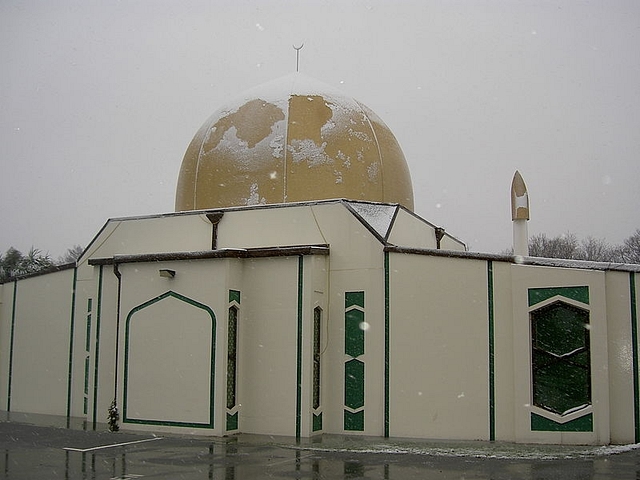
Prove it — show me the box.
[384,246,640,272]
[88,244,330,266]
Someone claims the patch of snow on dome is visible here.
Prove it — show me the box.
[216,125,248,153]
[244,183,266,206]
[367,162,380,182]
[321,119,336,136]
[288,139,333,167]
[349,128,372,143]
[336,150,351,168]
[270,134,284,158]
[325,99,364,131]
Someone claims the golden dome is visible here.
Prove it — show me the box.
[175,73,414,211]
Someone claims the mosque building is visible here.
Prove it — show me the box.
[1,73,639,445]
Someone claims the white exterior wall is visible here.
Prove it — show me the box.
[238,256,300,436]
[90,266,119,429]
[78,252,331,438]
[82,214,215,263]
[386,209,437,248]
[388,254,490,440]
[312,204,387,436]
[217,205,326,249]
[439,236,467,251]
[307,254,330,435]
[114,259,227,435]
[492,261,516,442]
[0,282,12,409]
[606,271,637,444]
[1,203,638,445]
[67,275,96,419]
[387,209,465,251]
[2,269,75,416]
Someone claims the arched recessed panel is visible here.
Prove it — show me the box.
[124,291,216,428]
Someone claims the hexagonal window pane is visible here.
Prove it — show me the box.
[531,301,591,415]
[532,352,590,415]
[532,302,589,356]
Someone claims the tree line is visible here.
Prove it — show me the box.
[504,229,640,264]
[1,231,639,283]
[0,245,83,283]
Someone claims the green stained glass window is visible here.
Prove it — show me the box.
[345,359,365,410]
[226,306,238,411]
[531,301,591,415]
[313,307,322,410]
[345,309,365,358]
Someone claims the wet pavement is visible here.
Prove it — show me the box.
[2,413,640,479]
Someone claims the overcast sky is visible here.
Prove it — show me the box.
[1,0,639,258]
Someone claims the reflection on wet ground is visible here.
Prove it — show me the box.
[2,412,640,479]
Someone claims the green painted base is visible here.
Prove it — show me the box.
[226,412,238,431]
[531,412,593,432]
[344,410,364,431]
[313,413,322,432]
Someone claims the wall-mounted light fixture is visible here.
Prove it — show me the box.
[159,269,176,278]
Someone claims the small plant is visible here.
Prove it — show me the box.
[108,399,120,432]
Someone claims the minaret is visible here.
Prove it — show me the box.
[511,170,530,256]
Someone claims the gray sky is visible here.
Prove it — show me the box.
[2,0,639,258]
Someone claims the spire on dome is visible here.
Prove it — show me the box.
[293,43,304,73]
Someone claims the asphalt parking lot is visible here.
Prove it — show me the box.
[2,413,640,479]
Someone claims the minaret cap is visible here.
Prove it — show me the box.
[511,170,530,221]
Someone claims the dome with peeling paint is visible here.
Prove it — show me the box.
[175,73,414,211]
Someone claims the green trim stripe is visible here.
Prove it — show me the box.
[296,256,303,439]
[487,261,495,441]
[529,286,589,306]
[66,267,78,421]
[122,290,216,428]
[384,251,390,438]
[630,272,639,442]
[84,357,90,395]
[113,265,123,403]
[124,417,214,429]
[84,357,90,415]
[85,299,92,352]
[92,265,104,430]
[84,298,92,416]
[7,281,18,412]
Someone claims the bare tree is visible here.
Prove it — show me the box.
[58,245,84,265]
[529,232,581,259]
[576,236,623,262]
[621,230,640,264]
[507,232,632,263]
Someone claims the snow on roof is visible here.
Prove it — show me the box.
[348,202,397,239]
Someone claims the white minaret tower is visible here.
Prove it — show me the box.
[511,170,530,256]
